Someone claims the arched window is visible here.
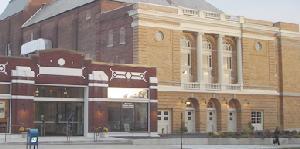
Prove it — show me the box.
[224,42,233,51]
[119,27,126,45]
[203,39,212,51]
[181,37,192,48]
[107,29,113,47]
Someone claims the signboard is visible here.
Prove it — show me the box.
[0,102,5,118]
[122,103,134,109]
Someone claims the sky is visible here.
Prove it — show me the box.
[0,0,299,24]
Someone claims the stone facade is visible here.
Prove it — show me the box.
[0,0,300,134]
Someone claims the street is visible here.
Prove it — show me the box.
[0,144,299,149]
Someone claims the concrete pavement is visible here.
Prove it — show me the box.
[0,144,300,149]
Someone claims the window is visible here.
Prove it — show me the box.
[108,102,148,132]
[226,57,232,70]
[203,39,212,51]
[181,37,191,48]
[108,88,148,99]
[164,111,168,115]
[256,42,263,51]
[208,55,212,68]
[30,32,34,41]
[0,101,6,118]
[0,84,10,94]
[251,111,262,124]
[187,54,191,66]
[6,44,11,56]
[120,27,126,44]
[107,29,113,47]
[35,86,84,98]
[155,31,164,41]
[224,42,232,51]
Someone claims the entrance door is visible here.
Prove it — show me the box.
[185,108,195,133]
[121,103,134,132]
[35,102,84,136]
[207,108,217,132]
[251,111,263,131]
[228,108,237,132]
[157,110,171,134]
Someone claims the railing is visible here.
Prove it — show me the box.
[182,82,201,89]
[205,83,221,91]
[224,84,242,90]
[182,9,199,16]
[180,8,240,23]
[203,11,220,20]
[182,82,242,91]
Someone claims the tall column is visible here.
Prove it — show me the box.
[236,37,243,86]
[197,32,203,85]
[217,34,224,88]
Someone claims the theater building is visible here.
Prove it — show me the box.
[0,49,158,136]
[0,0,300,134]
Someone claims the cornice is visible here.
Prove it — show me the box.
[129,7,298,40]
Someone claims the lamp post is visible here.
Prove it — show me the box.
[180,100,191,149]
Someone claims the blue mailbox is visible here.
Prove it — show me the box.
[27,128,39,149]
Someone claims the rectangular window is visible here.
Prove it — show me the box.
[188,54,191,66]
[119,27,126,45]
[0,84,10,94]
[208,55,212,68]
[0,101,5,119]
[35,86,84,98]
[251,111,262,124]
[108,88,148,99]
[107,102,148,132]
[107,29,114,47]
[6,44,11,56]
[224,57,232,70]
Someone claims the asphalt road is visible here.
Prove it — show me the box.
[0,144,299,149]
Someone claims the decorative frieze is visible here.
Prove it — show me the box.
[110,68,147,82]
[0,62,8,75]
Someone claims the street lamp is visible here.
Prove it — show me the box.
[180,99,191,149]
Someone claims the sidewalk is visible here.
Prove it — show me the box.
[1,133,300,146]
[0,134,132,145]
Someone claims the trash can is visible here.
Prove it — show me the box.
[27,128,39,149]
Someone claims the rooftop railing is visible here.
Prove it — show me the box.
[180,8,241,23]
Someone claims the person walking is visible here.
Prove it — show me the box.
[273,127,280,145]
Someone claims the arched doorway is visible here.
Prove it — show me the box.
[228,99,241,132]
[206,98,221,132]
[184,98,198,133]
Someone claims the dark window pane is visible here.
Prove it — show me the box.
[108,102,121,131]
[0,84,10,94]
[164,111,168,115]
[164,117,168,120]
[158,111,161,115]
[134,103,148,131]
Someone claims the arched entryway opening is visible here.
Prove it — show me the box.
[184,98,199,133]
[227,99,241,132]
[206,98,221,132]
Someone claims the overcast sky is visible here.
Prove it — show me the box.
[0,0,299,24]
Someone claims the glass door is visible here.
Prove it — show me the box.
[35,102,83,136]
[121,103,134,132]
